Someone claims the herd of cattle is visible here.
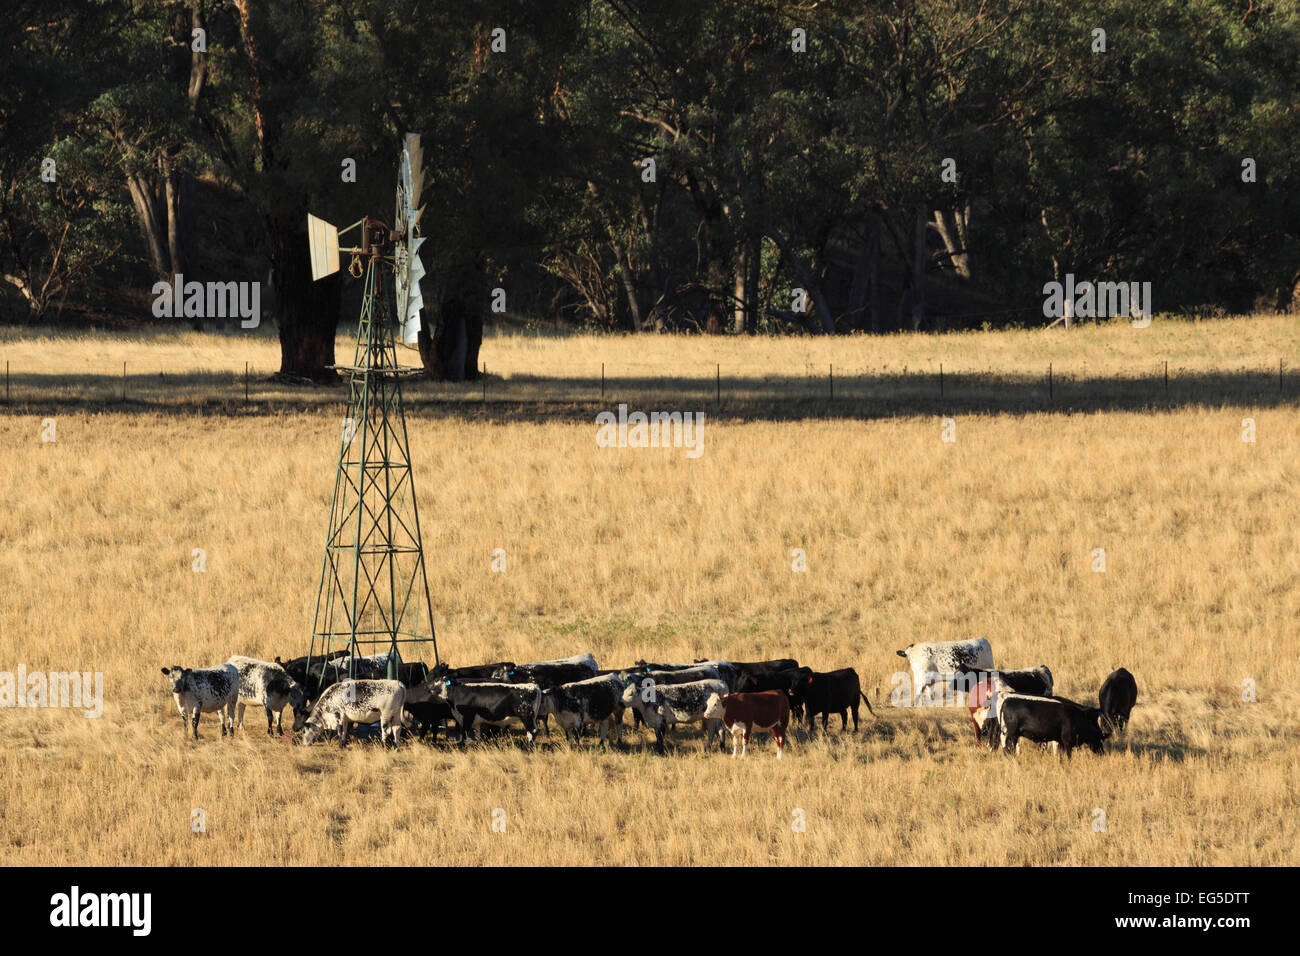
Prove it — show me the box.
[159,638,1139,759]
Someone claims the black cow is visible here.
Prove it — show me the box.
[275,650,346,687]
[428,661,515,682]
[787,668,875,733]
[402,680,457,741]
[735,666,812,720]
[1098,667,1138,734]
[430,680,542,745]
[492,653,599,689]
[994,694,1109,757]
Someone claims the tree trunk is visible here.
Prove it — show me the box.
[911,201,926,330]
[126,171,169,279]
[867,215,882,333]
[732,240,747,333]
[274,224,340,382]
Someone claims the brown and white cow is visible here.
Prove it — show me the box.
[703,690,791,759]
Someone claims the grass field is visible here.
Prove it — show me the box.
[2,316,1298,865]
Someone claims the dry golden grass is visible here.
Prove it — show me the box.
[2,317,1299,865]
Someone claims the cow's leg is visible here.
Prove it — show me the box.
[236,701,246,730]
[730,725,739,757]
[339,718,351,749]
[740,725,748,757]
[775,724,785,759]
[821,712,829,732]
[265,704,275,736]
[191,706,201,740]
[840,709,849,731]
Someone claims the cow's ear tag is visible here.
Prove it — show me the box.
[444,680,450,686]
[808,677,813,684]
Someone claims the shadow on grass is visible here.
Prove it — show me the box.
[1,367,1297,421]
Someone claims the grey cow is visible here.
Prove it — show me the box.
[161,663,239,740]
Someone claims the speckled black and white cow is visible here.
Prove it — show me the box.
[681,660,741,693]
[161,663,238,740]
[226,655,310,736]
[621,677,729,753]
[540,673,626,746]
[896,638,994,706]
[301,679,406,748]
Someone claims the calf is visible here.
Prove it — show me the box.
[967,666,1053,741]
[402,680,457,741]
[1098,667,1138,735]
[161,664,238,740]
[993,693,1108,758]
[896,638,994,706]
[227,655,310,736]
[704,691,791,758]
[788,668,874,733]
[431,680,543,745]
[541,673,626,746]
[621,678,728,753]
[302,679,406,748]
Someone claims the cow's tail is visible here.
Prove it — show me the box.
[859,691,876,716]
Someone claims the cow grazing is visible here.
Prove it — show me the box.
[161,664,239,740]
[431,680,543,745]
[704,691,791,758]
[788,668,874,733]
[896,639,994,706]
[621,678,728,753]
[541,674,626,746]
[227,655,310,736]
[1098,667,1138,735]
[993,693,1109,758]
[967,666,1053,741]
[301,679,406,748]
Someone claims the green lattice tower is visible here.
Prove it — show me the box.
[304,243,439,691]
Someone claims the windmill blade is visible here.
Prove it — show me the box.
[395,133,425,347]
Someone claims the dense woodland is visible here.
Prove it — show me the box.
[1,1,1297,381]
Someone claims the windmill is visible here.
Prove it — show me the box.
[301,133,439,694]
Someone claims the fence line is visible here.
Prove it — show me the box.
[0,357,1293,409]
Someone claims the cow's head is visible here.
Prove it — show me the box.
[703,692,725,720]
[427,661,449,683]
[160,666,189,694]
[288,684,311,732]
[896,645,913,658]
[301,720,322,746]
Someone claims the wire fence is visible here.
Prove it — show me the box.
[0,356,1293,412]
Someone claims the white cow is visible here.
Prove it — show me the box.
[896,638,994,706]
[302,679,406,748]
